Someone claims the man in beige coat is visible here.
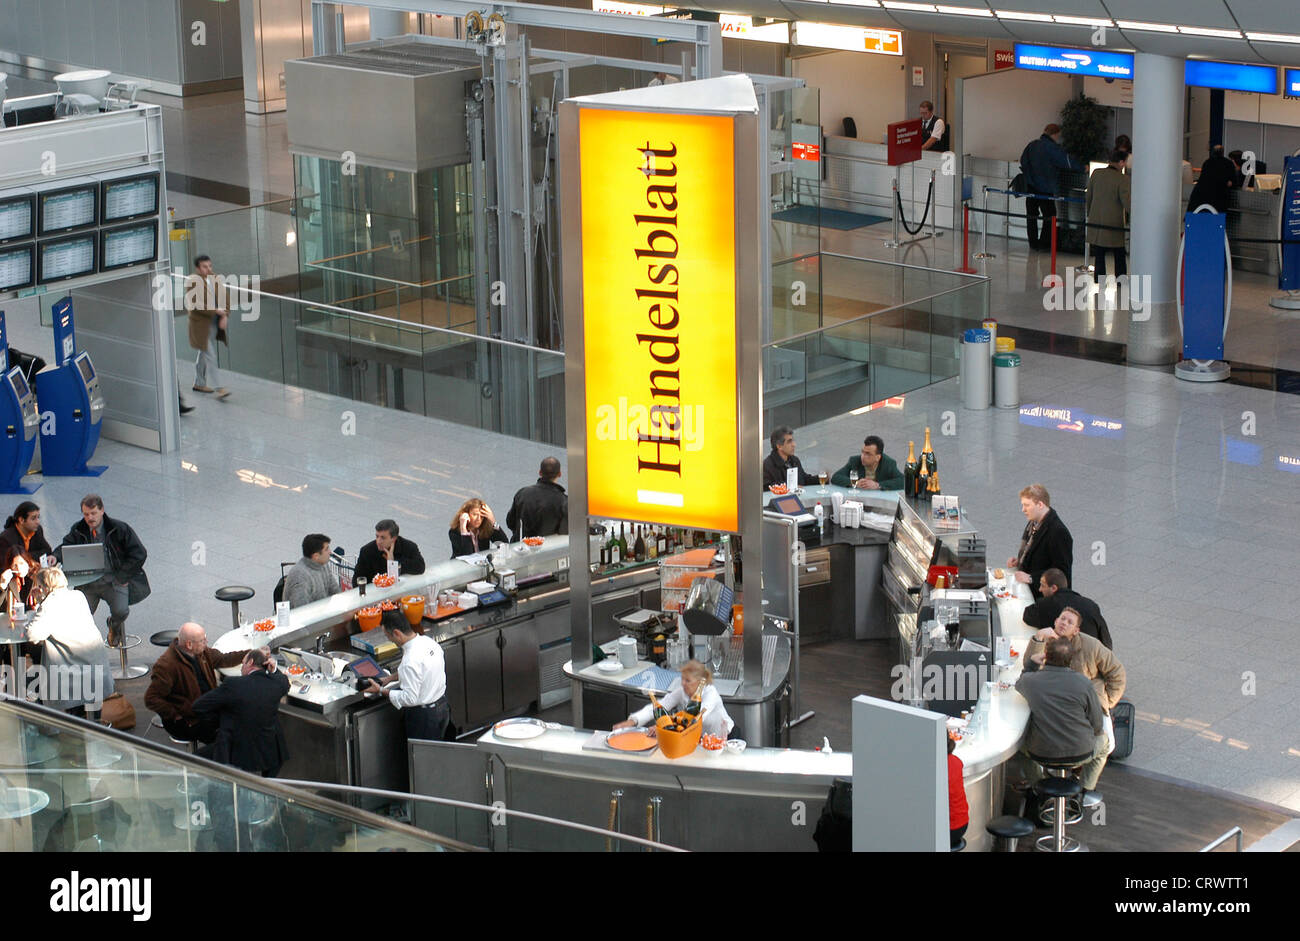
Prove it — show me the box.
[186,254,231,400]
[1085,149,1132,281]
[1023,606,1126,802]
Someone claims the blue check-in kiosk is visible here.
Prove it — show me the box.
[1176,207,1232,382]
[33,297,107,476]
[0,311,41,494]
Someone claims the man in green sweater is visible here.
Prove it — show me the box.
[831,435,905,491]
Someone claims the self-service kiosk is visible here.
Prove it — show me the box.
[0,311,41,494]
[33,297,107,476]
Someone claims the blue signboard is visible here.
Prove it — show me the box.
[1013,44,1134,79]
[1018,404,1125,440]
[1287,69,1300,97]
[1184,60,1278,94]
[1281,156,1300,291]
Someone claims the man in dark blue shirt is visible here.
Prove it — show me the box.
[1020,124,1080,251]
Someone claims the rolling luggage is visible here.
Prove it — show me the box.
[1110,699,1135,761]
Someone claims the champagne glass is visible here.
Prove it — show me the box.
[848,470,859,489]
[818,470,829,494]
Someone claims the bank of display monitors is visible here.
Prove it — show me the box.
[0,192,36,244]
[37,181,98,236]
[100,171,160,223]
[0,244,36,292]
[100,221,158,271]
[38,234,97,284]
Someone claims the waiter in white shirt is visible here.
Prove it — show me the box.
[919,100,947,152]
[363,610,449,741]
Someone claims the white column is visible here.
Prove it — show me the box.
[1128,53,1184,365]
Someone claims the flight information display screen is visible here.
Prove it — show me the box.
[101,172,160,222]
[0,194,35,244]
[38,185,97,235]
[0,244,35,291]
[100,221,157,270]
[38,234,97,284]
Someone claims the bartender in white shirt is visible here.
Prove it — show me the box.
[613,660,735,739]
[363,610,449,741]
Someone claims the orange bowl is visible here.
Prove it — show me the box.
[372,574,396,588]
[523,537,544,547]
[356,605,382,630]
[253,618,276,633]
[401,594,427,626]
[654,714,703,759]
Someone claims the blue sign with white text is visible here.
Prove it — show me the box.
[1018,404,1125,440]
[1184,60,1278,95]
[1281,156,1300,291]
[1285,68,1300,97]
[1013,44,1134,79]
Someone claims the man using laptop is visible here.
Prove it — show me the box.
[56,495,150,647]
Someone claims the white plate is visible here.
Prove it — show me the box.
[493,718,547,740]
[596,659,623,673]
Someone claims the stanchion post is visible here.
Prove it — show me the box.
[930,169,938,243]
[956,204,977,274]
[1050,214,1058,276]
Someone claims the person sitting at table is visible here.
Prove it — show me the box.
[192,646,290,777]
[1,501,53,563]
[283,533,342,608]
[1015,636,1106,805]
[614,659,735,739]
[0,542,37,610]
[1022,568,1112,649]
[25,566,114,718]
[1021,607,1125,804]
[506,457,569,542]
[145,621,249,744]
[449,498,507,558]
[354,519,426,584]
[762,425,818,490]
[1006,484,1073,598]
[831,435,905,491]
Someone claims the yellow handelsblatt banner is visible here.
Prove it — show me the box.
[579,107,738,532]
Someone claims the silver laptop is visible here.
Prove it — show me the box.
[62,543,107,576]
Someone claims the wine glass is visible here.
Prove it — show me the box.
[848,470,859,489]
[711,637,725,674]
[818,470,829,494]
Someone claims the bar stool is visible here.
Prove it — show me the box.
[106,633,146,680]
[149,630,178,648]
[1033,753,1087,827]
[986,815,1035,853]
[950,837,966,852]
[149,715,198,755]
[215,585,255,632]
[1030,750,1092,853]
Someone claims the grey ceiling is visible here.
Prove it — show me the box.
[667,0,1300,67]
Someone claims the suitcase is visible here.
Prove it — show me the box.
[1110,699,1135,761]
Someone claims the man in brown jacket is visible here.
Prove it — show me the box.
[186,255,231,400]
[1023,606,1126,802]
[145,621,247,743]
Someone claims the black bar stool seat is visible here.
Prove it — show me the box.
[986,814,1035,852]
[150,630,178,648]
[214,585,255,632]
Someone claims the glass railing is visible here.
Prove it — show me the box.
[0,700,468,852]
[764,253,988,430]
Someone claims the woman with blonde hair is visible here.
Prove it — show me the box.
[26,565,114,716]
[614,659,736,739]
[448,498,507,558]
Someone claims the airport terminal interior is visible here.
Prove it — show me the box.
[2,0,1300,856]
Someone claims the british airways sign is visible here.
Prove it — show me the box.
[1013,44,1134,80]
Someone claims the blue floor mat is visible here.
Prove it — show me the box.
[773,205,890,230]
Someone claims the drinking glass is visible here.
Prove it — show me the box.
[848,470,859,488]
[818,471,829,494]
[711,636,725,673]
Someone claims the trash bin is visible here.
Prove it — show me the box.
[961,328,991,410]
[995,336,1015,353]
[993,351,1021,408]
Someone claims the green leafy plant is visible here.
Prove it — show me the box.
[1059,93,1109,163]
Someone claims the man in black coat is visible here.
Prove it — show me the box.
[56,494,149,647]
[1007,484,1072,599]
[762,425,818,489]
[506,457,569,542]
[1188,144,1237,214]
[1022,568,1112,649]
[353,519,426,584]
[192,647,290,777]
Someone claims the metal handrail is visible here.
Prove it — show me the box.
[765,279,983,348]
[168,272,561,356]
[276,779,687,852]
[1198,826,1244,852]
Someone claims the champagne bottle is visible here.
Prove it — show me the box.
[610,524,621,565]
[684,689,702,717]
[650,692,667,721]
[921,426,937,479]
[916,460,930,501]
[904,440,918,498]
[634,525,646,562]
[619,522,629,559]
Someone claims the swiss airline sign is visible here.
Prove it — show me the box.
[887,118,924,166]
[994,49,1014,70]
[792,141,820,162]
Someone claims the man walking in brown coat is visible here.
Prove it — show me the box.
[145,622,248,743]
[186,254,231,400]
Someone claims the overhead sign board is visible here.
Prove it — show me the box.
[1013,43,1134,79]
[1287,68,1300,97]
[562,78,761,532]
[887,118,924,166]
[993,49,1014,70]
[1184,59,1279,94]
[793,23,902,56]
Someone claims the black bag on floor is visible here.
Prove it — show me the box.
[813,777,852,852]
[1110,699,1135,761]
